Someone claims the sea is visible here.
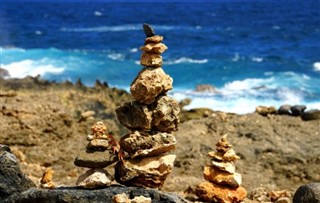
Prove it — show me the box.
[1,1,320,114]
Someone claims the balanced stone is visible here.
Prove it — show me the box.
[151,95,180,132]
[130,67,173,104]
[115,154,175,188]
[210,160,235,174]
[145,35,163,44]
[76,169,113,188]
[120,130,176,158]
[140,43,168,54]
[208,149,240,162]
[74,149,117,168]
[255,105,277,116]
[87,139,109,150]
[140,52,162,67]
[203,166,242,188]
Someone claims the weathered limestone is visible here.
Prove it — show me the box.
[195,135,247,203]
[40,168,55,189]
[76,169,113,189]
[115,24,179,188]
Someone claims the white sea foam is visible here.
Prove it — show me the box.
[94,11,103,16]
[107,53,124,61]
[1,59,64,78]
[252,57,263,62]
[165,57,208,65]
[313,62,320,72]
[129,48,138,53]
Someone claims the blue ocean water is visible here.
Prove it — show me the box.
[1,1,320,113]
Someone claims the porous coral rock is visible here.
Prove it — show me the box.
[203,166,242,188]
[120,130,176,158]
[115,154,175,188]
[140,43,168,54]
[76,169,113,188]
[140,52,162,67]
[130,67,173,104]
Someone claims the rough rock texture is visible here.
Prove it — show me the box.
[195,181,247,203]
[301,109,320,121]
[291,105,307,116]
[255,106,277,116]
[0,145,36,201]
[74,149,117,168]
[278,104,292,115]
[130,67,172,105]
[151,95,180,132]
[87,139,109,150]
[210,160,236,174]
[120,131,176,158]
[203,166,242,188]
[293,183,320,203]
[140,43,168,54]
[140,52,162,67]
[115,154,176,188]
[76,169,113,188]
[145,35,163,44]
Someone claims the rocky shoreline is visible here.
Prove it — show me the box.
[0,76,319,202]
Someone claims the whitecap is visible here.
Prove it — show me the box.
[35,30,42,35]
[107,53,124,61]
[165,57,208,65]
[129,48,138,53]
[231,53,240,62]
[313,62,320,72]
[252,57,263,62]
[94,11,102,16]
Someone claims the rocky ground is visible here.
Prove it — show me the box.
[0,76,319,202]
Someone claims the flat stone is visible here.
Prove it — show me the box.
[301,109,320,121]
[140,43,168,54]
[195,181,247,203]
[130,67,172,105]
[87,139,109,150]
[293,182,320,203]
[120,130,176,158]
[115,154,175,188]
[207,149,240,162]
[210,160,235,174]
[145,35,163,44]
[74,149,117,168]
[256,106,277,116]
[278,104,292,115]
[116,101,152,131]
[140,52,162,67]
[291,105,307,116]
[76,169,113,188]
[151,95,180,132]
[203,166,242,188]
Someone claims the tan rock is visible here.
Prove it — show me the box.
[140,43,168,54]
[81,110,95,119]
[145,35,163,44]
[131,195,152,203]
[210,160,235,174]
[113,193,130,203]
[195,181,247,203]
[151,95,180,132]
[91,121,108,138]
[76,169,113,188]
[40,168,55,189]
[140,52,162,67]
[216,134,232,153]
[203,166,242,188]
[207,148,240,162]
[255,105,277,116]
[87,139,109,150]
[74,149,117,168]
[115,154,175,188]
[120,130,176,158]
[130,67,172,104]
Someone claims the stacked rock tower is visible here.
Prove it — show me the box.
[74,121,116,188]
[195,135,247,203]
[115,24,180,188]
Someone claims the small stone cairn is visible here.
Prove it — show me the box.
[74,121,117,188]
[115,24,180,188]
[195,135,247,203]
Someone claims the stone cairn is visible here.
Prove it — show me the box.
[195,135,247,203]
[74,121,117,188]
[114,24,180,188]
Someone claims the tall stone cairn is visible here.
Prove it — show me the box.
[195,135,247,203]
[115,24,180,188]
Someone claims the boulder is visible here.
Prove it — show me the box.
[301,109,320,121]
[140,52,162,67]
[0,145,35,201]
[290,105,307,116]
[203,166,242,188]
[293,183,320,203]
[278,104,292,115]
[195,181,247,203]
[130,67,172,105]
[255,106,277,116]
[74,149,117,168]
[76,169,113,188]
[120,130,176,158]
[115,154,176,188]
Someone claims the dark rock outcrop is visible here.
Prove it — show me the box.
[301,109,320,121]
[290,105,307,116]
[293,183,320,203]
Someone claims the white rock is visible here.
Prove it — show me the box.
[76,169,113,188]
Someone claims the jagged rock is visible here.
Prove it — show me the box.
[5,186,187,203]
[40,168,55,189]
[249,187,270,202]
[120,130,176,158]
[151,95,180,132]
[131,195,152,203]
[87,139,109,150]
[203,166,242,188]
[269,190,291,202]
[215,134,233,153]
[207,148,240,162]
[278,104,292,115]
[140,52,162,67]
[76,169,113,188]
[140,43,168,54]
[210,160,236,174]
[115,154,175,188]
[301,109,320,121]
[290,105,307,116]
[195,181,247,203]
[145,35,163,44]
[255,106,277,116]
[116,101,152,130]
[143,23,155,38]
[0,145,36,201]
[293,183,320,203]
[130,67,172,105]
[113,193,130,203]
[74,149,117,168]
